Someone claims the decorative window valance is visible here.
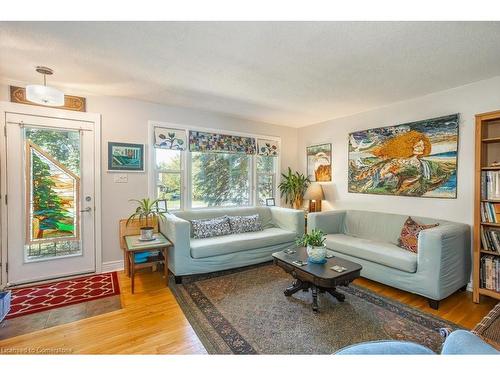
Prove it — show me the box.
[257,139,279,156]
[154,127,187,151]
[189,131,256,155]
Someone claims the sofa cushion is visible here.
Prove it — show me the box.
[228,214,263,234]
[190,227,296,259]
[190,216,231,239]
[175,207,275,229]
[399,217,439,253]
[324,233,417,273]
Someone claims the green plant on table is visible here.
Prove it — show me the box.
[126,198,167,227]
[278,167,310,209]
[296,229,326,247]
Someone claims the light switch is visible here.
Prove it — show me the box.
[113,174,128,183]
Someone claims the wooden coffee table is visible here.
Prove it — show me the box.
[273,247,362,313]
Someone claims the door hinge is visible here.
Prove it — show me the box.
[4,194,7,205]
[5,263,7,273]
[3,126,6,137]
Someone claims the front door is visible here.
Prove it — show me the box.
[5,113,96,285]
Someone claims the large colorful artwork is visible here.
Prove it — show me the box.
[307,143,332,182]
[348,114,459,198]
[108,142,145,171]
[27,142,80,243]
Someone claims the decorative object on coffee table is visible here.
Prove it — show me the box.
[273,247,362,312]
[127,198,167,241]
[124,232,172,294]
[304,183,324,212]
[296,229,327,264]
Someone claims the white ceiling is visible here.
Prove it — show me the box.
[1,21,500,127]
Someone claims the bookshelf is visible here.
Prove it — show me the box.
[474,110,500,303]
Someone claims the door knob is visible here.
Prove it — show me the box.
[80,207,92,213]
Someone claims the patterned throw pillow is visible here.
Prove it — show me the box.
[399,217,439,253]
[190,216,231,239]
[228,214,263,234]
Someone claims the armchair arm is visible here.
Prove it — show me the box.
[417,223,471,299]
[160,213,191,276]
[269,207,305,236]
[307,210,346,234]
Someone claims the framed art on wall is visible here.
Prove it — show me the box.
[108,142,145,172]
[348,114,459,198]
[307,143,332,182]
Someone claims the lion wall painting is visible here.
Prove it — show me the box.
[348,114,459,198]
[307,143,332,182]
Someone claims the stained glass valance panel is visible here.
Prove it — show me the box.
[257,139,279,156]
[154,127,187,150]
[189,131,256,155]
[26,141,80,245]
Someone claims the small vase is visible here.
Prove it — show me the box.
[140,227,154,240]
[306,245,327,264]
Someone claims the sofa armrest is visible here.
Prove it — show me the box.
[307,210,346,234]
[269,207,305,236]
[160,213,192,275]
[417,223,471,299]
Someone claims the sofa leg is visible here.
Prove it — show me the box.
[174,276,183,284]
[428,299,439,310]
[459,285,467,292]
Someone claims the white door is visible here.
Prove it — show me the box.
[5,113,96,285]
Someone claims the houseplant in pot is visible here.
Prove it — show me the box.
[127,198,167,241]
[296,229,327,264]
[278,167,310,209]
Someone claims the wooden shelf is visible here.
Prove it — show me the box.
[481,199,500,202]
[480,249,500,256]
[481,166,500,171]
[482,137,500,143]
[481,222,500,227]
[479,288,500,299]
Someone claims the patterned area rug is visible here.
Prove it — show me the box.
[6,272,120,319]
[171,264,461,354]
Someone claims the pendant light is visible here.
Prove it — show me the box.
[26,66,64,106]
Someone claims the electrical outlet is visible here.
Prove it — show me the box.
[113,174,128,183]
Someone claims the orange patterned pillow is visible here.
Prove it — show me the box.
[399,217,439,253]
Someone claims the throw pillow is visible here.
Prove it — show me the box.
[228,214,263,234]
[399,216,439,253]
[191,216,231,239]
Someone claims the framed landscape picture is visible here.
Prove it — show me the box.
[108,142,145,172]
[307,143,332,182]
[348,114,459,198]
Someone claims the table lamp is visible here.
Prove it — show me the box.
[304,183,324,212]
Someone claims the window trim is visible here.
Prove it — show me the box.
[148,121,281,211]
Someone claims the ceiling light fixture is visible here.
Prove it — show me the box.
[26,66,64,106]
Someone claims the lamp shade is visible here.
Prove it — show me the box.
[26,84,64,106]
[304,183,324,201]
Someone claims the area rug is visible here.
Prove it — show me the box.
[171,264,462,354]
[6,272,120,319]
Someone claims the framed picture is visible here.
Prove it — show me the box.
[348,114,459,198]
[307,143,332,182]
[265,198,276,206]
[108,142,144,172]
[155,199,168,213]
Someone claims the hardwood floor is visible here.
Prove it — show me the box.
[0,269,496,354]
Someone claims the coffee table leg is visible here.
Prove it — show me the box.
[312,285,319,313]
[327,288,345,302]
[284,279,308,297]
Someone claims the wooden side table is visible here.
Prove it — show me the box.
[124,232,173,294]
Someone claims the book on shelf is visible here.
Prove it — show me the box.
[480,226,500,252]
[482,170,500,200]
[480,201,500,223]
[480,255,500,292]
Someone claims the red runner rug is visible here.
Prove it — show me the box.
[6,272,120,319]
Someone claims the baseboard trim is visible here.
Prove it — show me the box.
[101,260,124,273]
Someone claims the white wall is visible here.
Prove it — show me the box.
[297,76,500,226]
[0,86,298,264]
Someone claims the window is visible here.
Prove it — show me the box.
[155,148,182,210]
[191,152,251,208]
[256,156,276,205]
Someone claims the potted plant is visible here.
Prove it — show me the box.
[296,229,327,264]
[127,198,168,241]
[278,167,310,209]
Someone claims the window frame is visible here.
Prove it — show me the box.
[148,121,280,211]
[255,155,277,207]
[154,148,184,211]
